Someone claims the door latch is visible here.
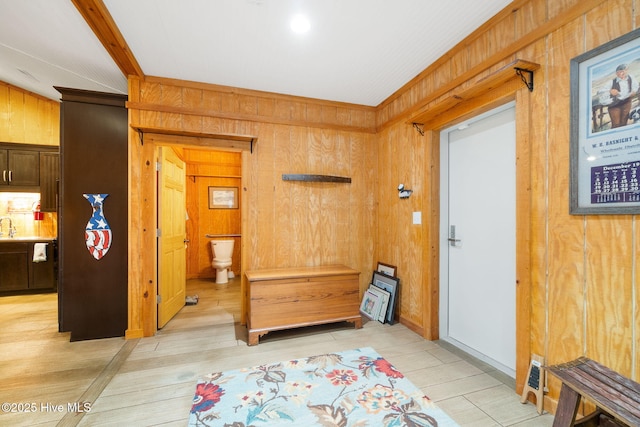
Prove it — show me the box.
[448,225,461,247]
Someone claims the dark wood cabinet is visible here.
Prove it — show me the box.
[0,149,40,186]
[0,240,55,293]
[39,152,59,212]
[0,243,29,292]
[0,144,59,198]
[57,87,128,341]
[29,241,57,289]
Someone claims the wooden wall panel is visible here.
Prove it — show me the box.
[273,125,293,269]
[586,218,633,373]
[0,82,59,146]
[127,77,378,336]
[253,123,276,269]
[527,39,548,366]
[545,20,585,404]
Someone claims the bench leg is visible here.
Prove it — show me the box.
[552,384,581,427]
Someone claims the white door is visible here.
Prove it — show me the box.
[439,103,516,376]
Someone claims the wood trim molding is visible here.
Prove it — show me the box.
[71,0,144,78]
[127,101,377,134]
[409,60,539,129]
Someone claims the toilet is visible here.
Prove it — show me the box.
[210,239,234,284]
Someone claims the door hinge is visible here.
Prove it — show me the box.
[156,161,161,171]
[157,294,162,304]
[156,228,161,237]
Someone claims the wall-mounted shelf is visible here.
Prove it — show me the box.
[130,125,257,153]
[282,174,351,183]
[409,59,540,131]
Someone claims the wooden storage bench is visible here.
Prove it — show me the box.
[546,357,640,426]
[245,265,362,345]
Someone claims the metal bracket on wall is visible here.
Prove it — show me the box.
[515,67,534,92]
[412,123,425,136]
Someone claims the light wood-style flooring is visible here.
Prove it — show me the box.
[0,278,554,426]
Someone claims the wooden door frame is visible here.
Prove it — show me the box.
[424,87,532,393]
[126,133,250,338]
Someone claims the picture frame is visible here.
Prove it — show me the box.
[370,271,399,324]
[376,261,397,277]
[359,288,382,321]
[570,27,640,214]
[367,285,390,323]
[208,186,238,209]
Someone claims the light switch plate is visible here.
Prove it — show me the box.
[413,211,421,224]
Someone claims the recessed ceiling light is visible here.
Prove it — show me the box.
[290,14,310,34]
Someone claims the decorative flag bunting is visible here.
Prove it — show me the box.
[83,193,112,260]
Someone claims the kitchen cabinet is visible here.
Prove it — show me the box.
[0,148,40,187]
[0,242,29,291]
[0,239,57,293]
[0,144,59,206]
[39,152,59,212]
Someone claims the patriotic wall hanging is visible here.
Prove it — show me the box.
[83,193,112,260]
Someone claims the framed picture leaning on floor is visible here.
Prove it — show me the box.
[370,271,399,324]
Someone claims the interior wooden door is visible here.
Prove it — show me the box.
[158,146,187,328]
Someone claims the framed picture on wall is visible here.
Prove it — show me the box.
[208,186,238,209]
[570,27,640,214]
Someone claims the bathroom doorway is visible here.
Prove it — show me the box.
[157,145,244,329]
[182,148,242,282]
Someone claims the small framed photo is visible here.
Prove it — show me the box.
[359,288,382,321]
[376,262,397,277]
[371,271,399,324]
[208,186,238,209]
[367,285,390,323]
[570,27,640,214]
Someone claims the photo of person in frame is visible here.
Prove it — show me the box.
[607,63,640,128]
[591,56,640,133]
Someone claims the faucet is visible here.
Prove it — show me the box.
[0,217,15,238]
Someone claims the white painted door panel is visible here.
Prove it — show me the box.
[442,104,516,374]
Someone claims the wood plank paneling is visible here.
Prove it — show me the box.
[273,125,293,268]
[0,82,59,146]
[539,17,585,406]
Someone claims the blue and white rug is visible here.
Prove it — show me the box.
[188,347,459,426]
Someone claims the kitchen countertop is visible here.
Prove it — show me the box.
[0,237,57,242]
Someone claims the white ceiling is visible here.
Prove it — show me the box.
[0,0,513,106]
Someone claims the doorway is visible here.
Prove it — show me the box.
[158,146,243,328]
[439,102,516,377]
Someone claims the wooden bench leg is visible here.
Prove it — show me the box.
[552,384,581,427]
[247,331,259,346]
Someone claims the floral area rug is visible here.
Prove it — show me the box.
[188,347,460,426]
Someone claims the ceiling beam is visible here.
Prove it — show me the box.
[71,0,144,78]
